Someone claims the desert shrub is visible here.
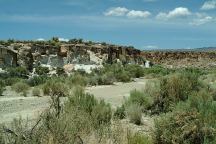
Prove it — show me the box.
[35,66,49,75]
[126,104,142,125]
[116,70,131,82]
[68,87,97,113]
[67,74,87,87]
[68,88,112,127]
[3,77,22,86]
[6,66,28,78]
[114,105,126,119]
[92,100,112,128]
[125,64,144,78]
[143,65,172,77]
[42,79,68,97]
[127,132,153,144]
[12,82,30,94]
[154,90,216,144]
[99,72,115,85]
[0,87,113,143]
[151,71,201,114]
[125,90,152,112]
[27,75,49,86]
[32,87,41,96]
[88,75,99,86]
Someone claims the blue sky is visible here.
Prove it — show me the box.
[0,0,216,49]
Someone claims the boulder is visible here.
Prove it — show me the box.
[63,64,74,73]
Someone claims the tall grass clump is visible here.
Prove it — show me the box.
[126,104,142,125]
[114,105,126,119]
[127,132,153,144]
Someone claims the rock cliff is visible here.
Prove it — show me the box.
[141,51,216,68]
[0,41,144,70]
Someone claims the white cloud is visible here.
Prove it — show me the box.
[127,10,151,18]
[36,38,45,41]
[156,7,191,20]
[59,38,69,42]
[104,7,151,19]
[190,13,215,26]
[201,0,216,10]
[104,7,129,16]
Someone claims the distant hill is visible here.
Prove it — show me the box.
[143,47,216,52]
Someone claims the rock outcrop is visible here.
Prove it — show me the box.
[1,41,144,70]
[141,51,216,68]
[17,46,33,70]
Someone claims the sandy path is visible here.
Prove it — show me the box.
[86,78,147,107]
[0,78,147,124]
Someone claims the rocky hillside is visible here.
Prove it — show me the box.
[141,51,216,68]
[0,39,145,70]
[1,39,216,69]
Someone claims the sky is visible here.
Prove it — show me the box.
[0,0,216,49]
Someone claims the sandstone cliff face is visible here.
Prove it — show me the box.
[2,42,144,70]
[141,51,216,68]
[17,46,33,70]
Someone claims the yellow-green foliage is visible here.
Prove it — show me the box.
[154,90,216,144]
[42,79,68,97]
[126,104,142,125]
[151,71,201,114]
[32,87,41,96]
[12,82,30,94]
[128,132,153,144]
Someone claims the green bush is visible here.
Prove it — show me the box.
[27,75,48,86]
[68,87,112,128]
[126,104,142,125]
[88,75,99,86]
[116,70,131,82]
[42,80,68,97]
[6,67,28,78]
[128,132,153,144]
[151,72,201,114]
[32,87,41,96]
[68,87,97,114]
[99,72,115,85]
[143,66,174,76]
[125,64,144,78]
[4,77,22,86]
[92,100,112,128]
[35,66,49,75]
[154,90,216,144]
[126,90,152,112]
[67,74,87,87]
[114,105,126,119]
[12,82,30,94]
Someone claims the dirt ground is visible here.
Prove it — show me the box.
[0,78,148,124]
